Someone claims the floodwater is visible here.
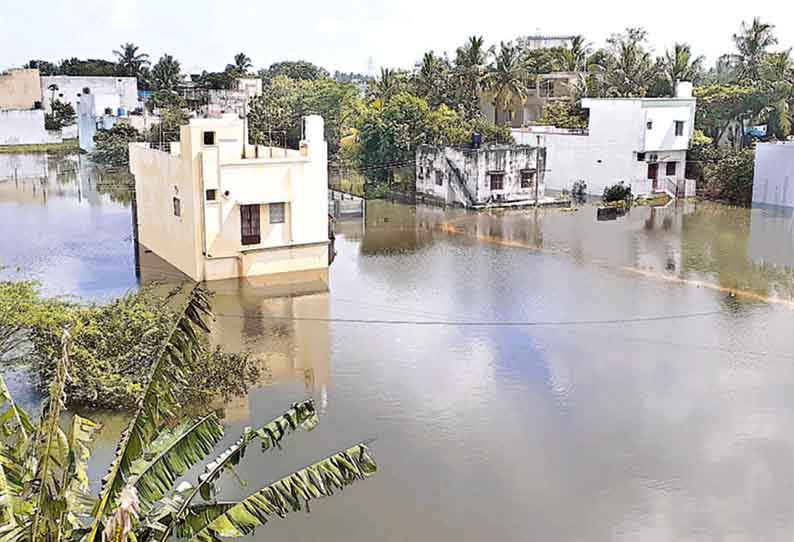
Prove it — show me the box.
[4,154,794,540]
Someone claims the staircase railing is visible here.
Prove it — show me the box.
[445,158,476,207]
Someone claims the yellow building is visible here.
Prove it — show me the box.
[0,68,43,110]
[130,114,330,281]
[480,72,578,127]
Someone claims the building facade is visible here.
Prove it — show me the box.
[480,72,579,127]
[513,83,697,197]
[416,144,546,208]
[130,114,329,281]
[40,75,138,115]
[0,68,43,110]
[752,142,794,208]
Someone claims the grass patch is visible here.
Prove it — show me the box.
[0,138,80,155]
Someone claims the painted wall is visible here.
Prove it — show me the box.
[416,144,544,206]
[514,96,696,196]
[753,143,794,208]
[130,144,201,280]
[40,76,138,114]
[0,69,42,110]
[0,110,61,146]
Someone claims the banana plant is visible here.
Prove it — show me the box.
[0,284,376,542]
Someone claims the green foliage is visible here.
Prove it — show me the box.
[603,182,633,203]
[194,71,236,90]
[114,43,151,86]
[0,281,67,362]
[0,283,377,542]
[44,100,76,131]
[259,61,329,83]
[702,148,756,205]
[694,84,766,144]
[536,100,588,130]
[151,54,182,91]
[482,42,529,123]
[225,53,253,77]
[91,124,144,167]
[247,76,362,153]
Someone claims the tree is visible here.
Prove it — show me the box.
[44,100,76,131]
[114,43,150,81]
[226,52,253,77]
[557,35,589,72]
[602,28,656,96]
[694,84,766,147]
[732,17,778,83]
[483,42,529,124]
[536,100,589,130]
[452,36,492,120]
[0,284,377,542]
[368,68,409,105]
[659,43,704,95]
[151,54,182,91]
[412,52,453,109]
[91,124,144,166]
[259,61,329,83]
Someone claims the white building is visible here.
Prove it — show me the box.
[40,75,138,115]
[752,143,794,207]
[514,83,697,197]
[130,114,329,281]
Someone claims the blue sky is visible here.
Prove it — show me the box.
[3,0,793,74]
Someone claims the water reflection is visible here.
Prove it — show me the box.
[6,159,794,540]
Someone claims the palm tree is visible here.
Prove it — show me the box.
[151,53,182,91]
[454,36,492,119]
[114,43,150,79]
[557,35,589,73]
[483,42,529,124]
[661,43,705,94]
[369,67,405,104]
[733,17,778,83]
[0,284,377,542]
[414,52,450,108]
[603,28,656,97]
[226,53,253,76]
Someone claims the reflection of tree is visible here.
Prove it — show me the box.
[95,167,135,205]
[681,202,794,301]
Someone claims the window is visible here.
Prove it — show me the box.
[646,120,653,130]
[637,152,646,162]
[675,121,685,136]
[205,189,217,201]
[666,162,677,176]
[172,197,181,217]
[489,173,504,190]
[203,131,216,145]
[82,87,90,95]
[269,202,286,224]
[240,204,261,245]
[435,171,444,186]
[520,170,536,189]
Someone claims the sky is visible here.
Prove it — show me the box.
[3,0,794,75]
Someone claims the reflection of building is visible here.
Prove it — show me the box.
[130,114,329,281]
[752,143,794,208]
[208,271,330,421]
[361,200,436,254]
[416,144,546,208]
[748,204,794,268]
[514,83,697,197]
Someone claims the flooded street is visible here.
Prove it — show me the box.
[4,155,794,540]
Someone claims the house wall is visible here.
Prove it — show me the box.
[416,145,544,206]
[40,76,138,114]
[0,69,42,110]
[130,143,201,280]
[0,110,62,146]
[752,143,794,208]
[515,96,695,196]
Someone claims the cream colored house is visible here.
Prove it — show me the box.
[480,72,579,127]
[130,114,329,281]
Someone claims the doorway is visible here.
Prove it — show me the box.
[648,163,659,190]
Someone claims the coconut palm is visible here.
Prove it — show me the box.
[114,43,150,79]
[0,284,377,542]
[413,52,451,108]
[603,28,656,97]
[661,43,705,94]
[368,67,407,104]
[151,54,183,91]
[453,36,492,119]
[483,42,529,124]
[732,17,778,83]
[557,35,589,73]
[226,53,253,76]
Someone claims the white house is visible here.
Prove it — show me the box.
[752,142,794,208]
[130,114,330,281]
[514,82,697,197]
[40,75,138,115]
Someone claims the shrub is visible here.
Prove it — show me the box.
[603,182,633,203]
[91,123,143,166]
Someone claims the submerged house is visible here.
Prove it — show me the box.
[416,143,546,208]
[513,82,697,197]
[130,114,330,281]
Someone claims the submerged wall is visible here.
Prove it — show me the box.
[0,110,62,146]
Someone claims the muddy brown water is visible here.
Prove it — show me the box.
[3,154,794,540]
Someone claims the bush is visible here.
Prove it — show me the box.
[44,100,76,130]
[571,180,587,200]
[3,281,260,409]
[91,123,143,166]
[603,182,633,203]
[702,148,755,205]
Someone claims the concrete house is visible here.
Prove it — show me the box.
[480,72,579,127]
[40,75,138,115]
[514,82,697,197]
[0,68,61,146]
[130,114,329,281]
[416,144,546,208]
[752,142,794,208]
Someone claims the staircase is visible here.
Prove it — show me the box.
[445,158,476,207]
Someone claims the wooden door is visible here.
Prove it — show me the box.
[648,163,659,190]
[240,204,261,245]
